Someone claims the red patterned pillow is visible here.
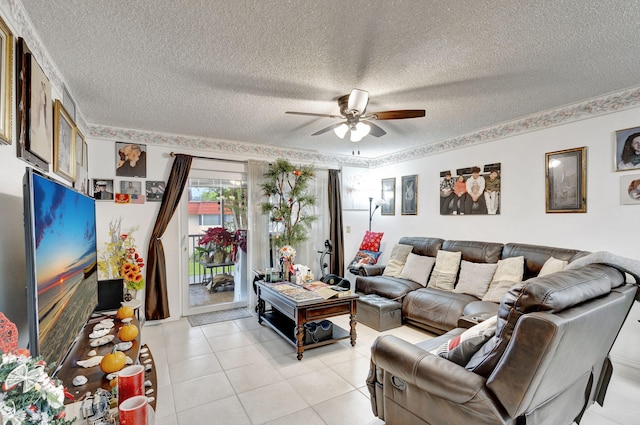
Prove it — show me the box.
[432,315,497,366]
[359,231,384,252]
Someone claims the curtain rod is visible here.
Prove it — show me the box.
[169,151,340,171]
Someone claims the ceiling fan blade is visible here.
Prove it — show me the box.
[362,120,386,137]
[286,111,343,119]
[311,122,344,136]
[370,110,426,120]
[347,89,369,114]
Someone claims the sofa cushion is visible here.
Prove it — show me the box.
[502,243,588,279]
[482,256,524,302]
[432,315,498,365]
[399,253,436,286]
[427,250,462,291]
[442,240,504,264]
[454,261,497,298]
[466,264,624,377]
[382,244,415,277]
[398,236,445,257]
[360,230,384,252]
[538,256,568,276]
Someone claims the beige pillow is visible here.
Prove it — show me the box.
[482,256,524,303]
[383,259,405,277]
[491,256,524,283]
[382,244,414,277]
[454,260,497,298]
[390,244,413,262]
[427,250,462,291]
[538,256,568,276]
[399,253,436,286]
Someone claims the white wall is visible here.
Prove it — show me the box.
[344,107,640,264]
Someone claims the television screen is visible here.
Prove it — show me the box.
[23,168,98,369]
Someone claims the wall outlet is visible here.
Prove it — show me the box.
[346,226,351,233]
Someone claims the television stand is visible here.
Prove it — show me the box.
[54,313,157,410]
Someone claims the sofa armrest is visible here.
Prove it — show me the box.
[361,264,386,276]
[370,335,486,404]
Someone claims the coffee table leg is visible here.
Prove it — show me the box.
[257,298,265,324]
[296,324,305,360]
[349,312,357,347]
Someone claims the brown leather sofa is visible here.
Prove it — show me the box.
[355,237,588,334]
[366,263,638,424]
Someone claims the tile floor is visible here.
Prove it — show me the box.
[142,313,640,425]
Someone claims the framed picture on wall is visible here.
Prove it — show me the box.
[92,179,114,200]
[401,175,418,215]
[15,38,48,171]
[614,126,640,171]
[53,99,76,182]
[28,54,53,163]
[380,178,395,215]
[0,15,13,145]
[545,147,587,213]
[116,142,147,178]
[440,164,501,215]
[146,180,166,202]
[620,174,640,205]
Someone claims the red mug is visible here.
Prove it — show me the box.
[118,365,145,403]
[118,395,148,425]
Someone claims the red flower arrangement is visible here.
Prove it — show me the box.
[198,227,235,248]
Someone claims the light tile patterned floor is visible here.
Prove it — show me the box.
[143,313,640,425]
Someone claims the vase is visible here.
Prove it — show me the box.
[283,259,292,281]
[213,250,225,264]
[124,288,137,302]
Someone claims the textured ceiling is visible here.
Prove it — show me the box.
[18,0,640,160]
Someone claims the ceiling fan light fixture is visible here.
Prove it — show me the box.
[333,123,349,139]
[347,89,369,114]
[350,122,370,142]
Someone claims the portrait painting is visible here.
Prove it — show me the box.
[615,126,640,172]
[92,179,114,201]
[116,142,147,178]
[620,174,640,205]
[0,15,13,145]
[439,163,501,215]
[53,99,76,182]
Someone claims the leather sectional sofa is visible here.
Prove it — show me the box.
[355,236,588,334]
[358,237,640,424]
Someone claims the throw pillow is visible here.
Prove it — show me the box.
[347,250,382,269]
[399,253,436,286]
[389,243,414,263]
[382,259,405,277]
[359,231,384,252]
[538,256,568,276]
[482,256,524,303]
[454,261,498,298]
[432,315,498,366]
[427,250,462,291]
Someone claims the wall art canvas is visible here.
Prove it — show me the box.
[401,175,418,215]
[115,142,147,177]
[621,174,640,205]
[341,167,369,210]
[146,180,165,202]
[28,54,52,163]
[380,178,395,215]
[0,15,13,145]
[545,147,586,213]
[439,163,501,215]
[615,126,640,171]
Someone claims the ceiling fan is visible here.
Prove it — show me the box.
[286,89,426,142]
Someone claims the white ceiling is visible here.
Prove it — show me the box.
[18,0,640,161]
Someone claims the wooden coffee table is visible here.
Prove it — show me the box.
[256,281,358,360]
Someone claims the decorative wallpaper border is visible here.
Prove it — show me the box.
[8,0,640,168]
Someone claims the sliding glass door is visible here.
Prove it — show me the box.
[181,160,248,315]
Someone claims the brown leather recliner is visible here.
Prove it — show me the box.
[367,264,638,425]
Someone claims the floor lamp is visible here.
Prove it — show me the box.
[369,197,383,231]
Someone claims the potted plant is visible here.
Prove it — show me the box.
[197,227,235,264]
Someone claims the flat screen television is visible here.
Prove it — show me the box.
[23,168,98,371]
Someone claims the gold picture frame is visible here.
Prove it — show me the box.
[53,99,77,182]
[545,147,587,213]
[0,15,12,145]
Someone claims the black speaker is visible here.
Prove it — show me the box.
[96,279,124,312]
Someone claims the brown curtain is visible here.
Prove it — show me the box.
[145,154,193,320]
[328,169,344,276]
